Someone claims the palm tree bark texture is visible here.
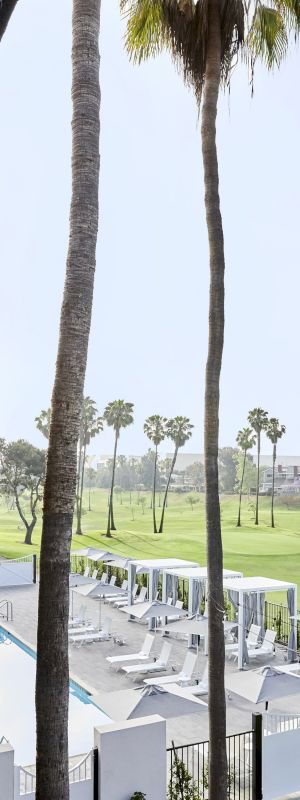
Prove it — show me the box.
[202,2,227,798]
[35,2,101,799]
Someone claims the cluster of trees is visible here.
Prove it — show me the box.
[1,2,299,799]
[236,407,286,528]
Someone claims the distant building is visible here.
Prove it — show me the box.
[260,464,300,495]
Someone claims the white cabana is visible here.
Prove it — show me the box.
[162,566,243,645]
[127,558,199,630]
[224,576,298,670]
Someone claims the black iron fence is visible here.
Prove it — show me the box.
[264,600,300,649]
[167,725,257,800]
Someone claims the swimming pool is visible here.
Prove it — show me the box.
[0,626,110,765]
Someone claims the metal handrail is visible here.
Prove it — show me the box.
[0,599,13,621]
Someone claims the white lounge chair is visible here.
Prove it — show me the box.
[248,629,276,660]
[106,633,155,666]
[135,586,148,604]
[68,624,96,637]
[144,650,197,687]
[91,569,98,580]
[68,605,87,627]
[121,641,172,675]
[174,664,208,696]
[100,572,108,584]
[113,584,138,608]
[165,600,184,623]
[69,617,112,645]
[83,567,89,578]
[225,624,261,658]
[105,580,128,603]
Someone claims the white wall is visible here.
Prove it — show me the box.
[0,559,33,587]
[0,744,14,800]
[94,715,166,800]
[263,727,300,800]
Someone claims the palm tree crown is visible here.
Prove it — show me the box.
[266,417,286,445]
[120,0,300,103]
[236,426,256,452]
[81,397,103,444]
[166,415,194,448]
[247,407,269,434]
[103,400,134,437]
[144,415,168,445]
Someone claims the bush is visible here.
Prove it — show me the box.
[130,793,146,800]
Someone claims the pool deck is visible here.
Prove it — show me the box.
[2,582,300,750]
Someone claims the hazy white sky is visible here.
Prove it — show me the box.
[0,1,299,458]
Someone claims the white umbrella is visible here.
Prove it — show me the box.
[71,547,106,559]
[121,600,187,622]
[225,665,300,710]
[92,684,208,721]
[73,581,125,628]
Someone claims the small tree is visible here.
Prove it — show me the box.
[168,745,203,800]
[159,416,193,533]
[144,415,167,533]
[0,440,45,544]
[248,407,269,525]
[266,417,286,528]
[236,427,256,527]
[185,494,199,512]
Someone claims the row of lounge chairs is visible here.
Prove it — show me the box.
[106,633,209,693]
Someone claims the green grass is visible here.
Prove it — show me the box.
[1,490,300,593]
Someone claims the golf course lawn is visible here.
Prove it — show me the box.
[1,490,300,594]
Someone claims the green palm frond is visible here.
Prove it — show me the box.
[248,4,288,66]
[121,0,165,62]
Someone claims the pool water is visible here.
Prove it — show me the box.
[0,627,110,765]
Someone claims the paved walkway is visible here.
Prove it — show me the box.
[2,583,300,749]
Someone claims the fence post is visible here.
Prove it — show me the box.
[32,555,37,584]
[93,746,99,800]
[252,712,262,800]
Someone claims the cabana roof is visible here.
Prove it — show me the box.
[129,558,199,571]
[163,566,242,580]
[224,576,296,593]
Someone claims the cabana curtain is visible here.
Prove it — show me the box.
[287,588,297,662]
[172,575,178,604]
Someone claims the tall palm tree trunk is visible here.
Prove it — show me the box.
[271,443,276,528]
[255,432,260,525]
[76,440,82,532]
[77,440,87,534]
[35,3,101,799]
[202,2,227,798]
[237,450,246,527]
[106,434,118,536]
[158,448,177,533]
[152,445,158,533]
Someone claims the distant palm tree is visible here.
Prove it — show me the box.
[35,409,51,440]
[104,400,134,537]
[248,408,269,525]
[236,427,256,527]
[76,397,103,534]
[159,416,193,532]
[144,415,167,533]
[266,417,286,528]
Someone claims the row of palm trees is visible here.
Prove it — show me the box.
[36,402,193,537]
[2,2,299,798]
[236,407,286,528]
